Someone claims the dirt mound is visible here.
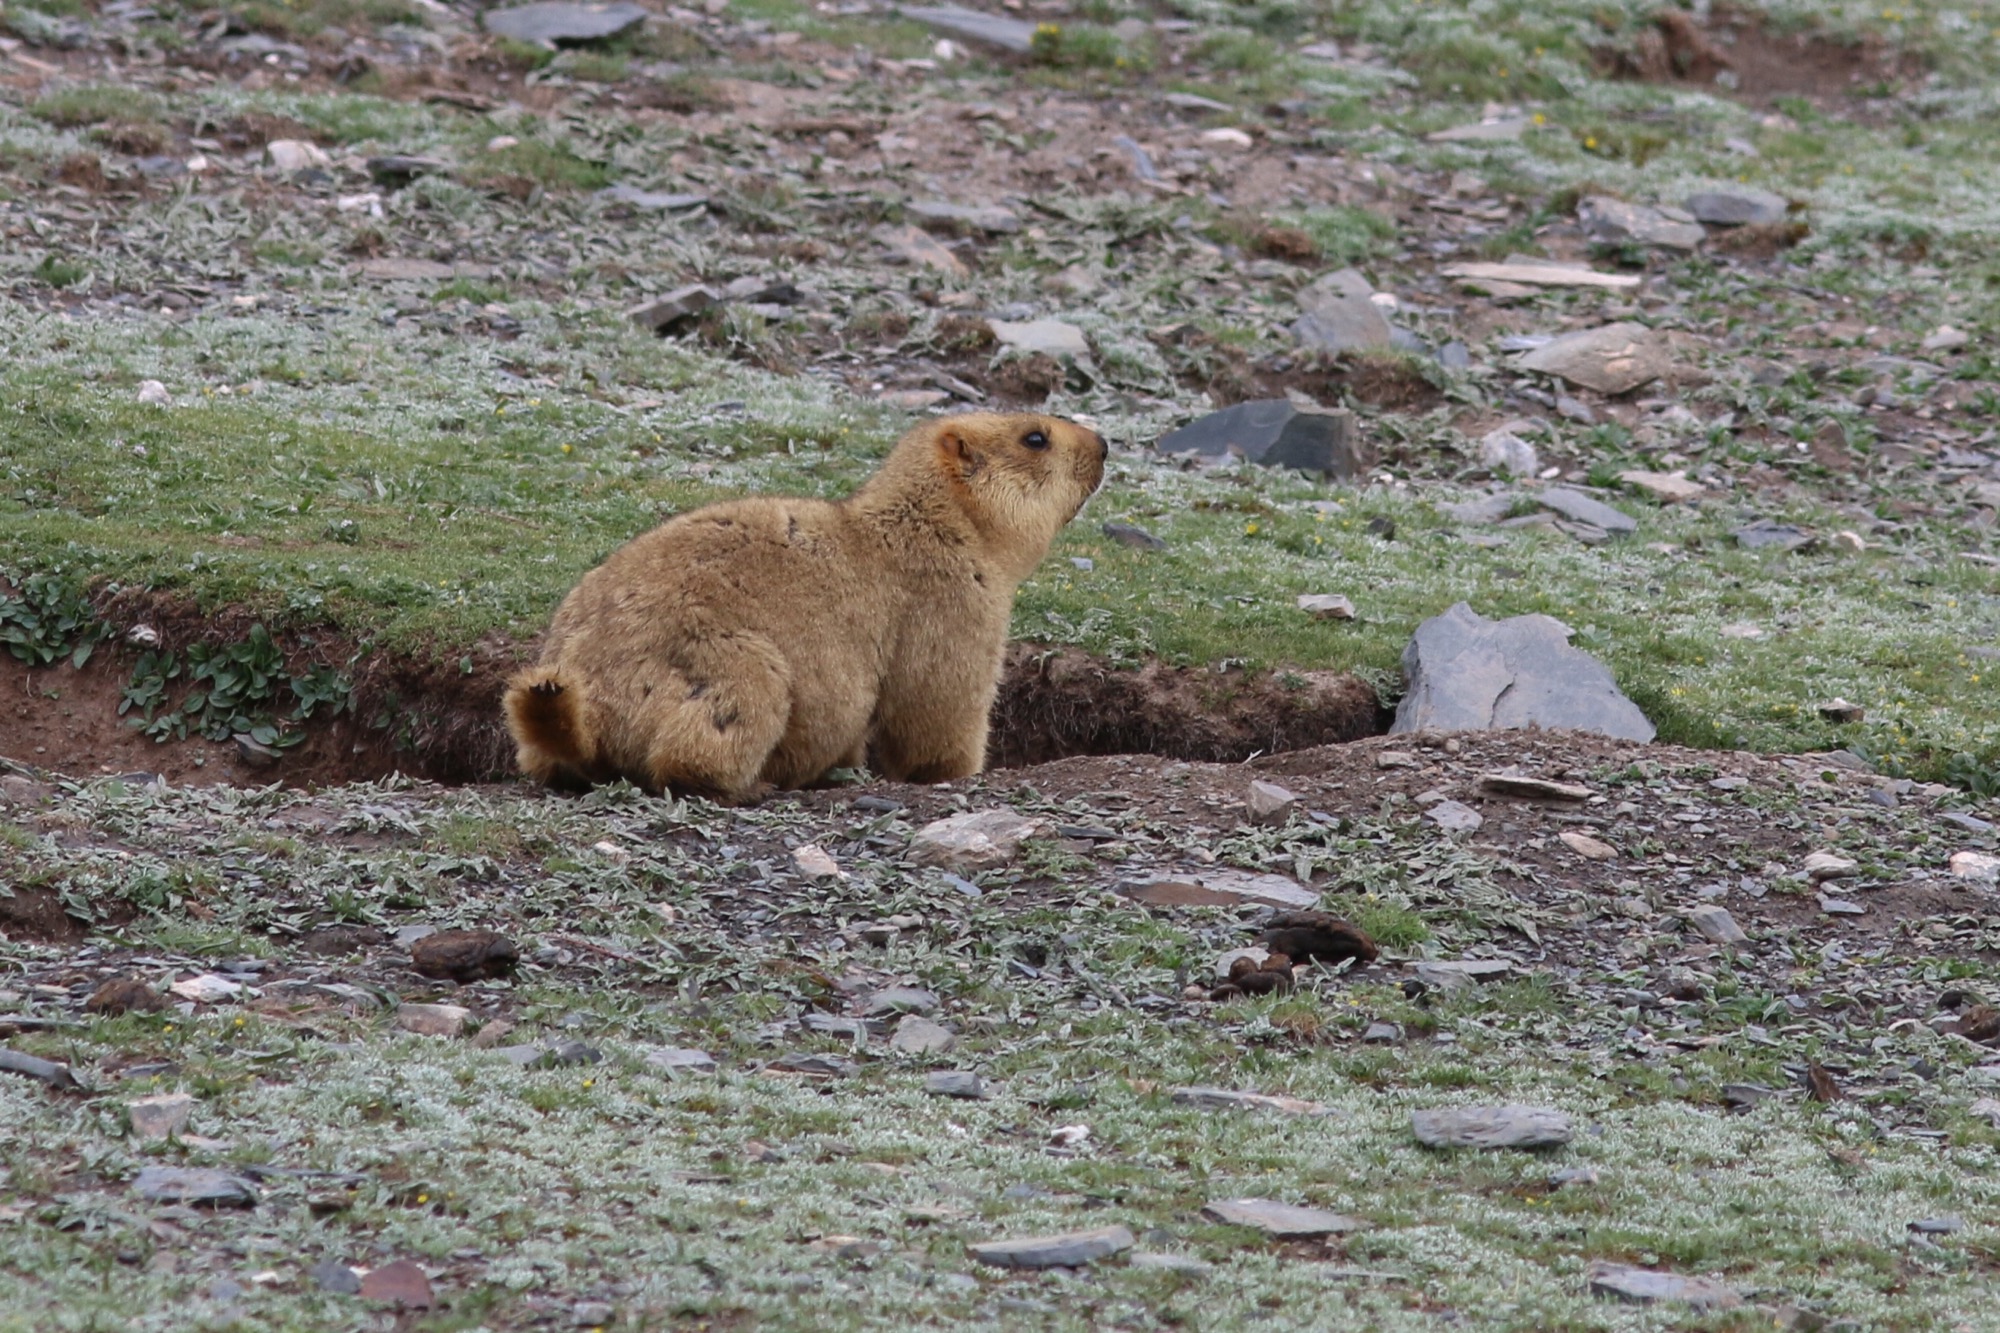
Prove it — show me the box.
[0,626,1387,789]
[1609,8,1927,112]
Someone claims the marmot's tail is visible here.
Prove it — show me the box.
[503,668,591,781]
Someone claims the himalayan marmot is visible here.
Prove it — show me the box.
[504,412,1108,801]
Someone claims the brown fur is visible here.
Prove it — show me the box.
[504,413,1107,800]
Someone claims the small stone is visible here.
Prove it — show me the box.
[1478,427,1539,478]
[1518,323,1670,395]
[132,1166,256,1208]
[1722,1083,1778,1109]
[1245,780,1299,824]
[1169,1087,1334,1116]
[1587,1261,1743,1309]
[1802,851,1859,882]
[1686,905,1748,946]
[1949,850,2000,882]
[906,200,1020,234]
[365,154,449,184]
[1411,1105,1573,1149]
[1413,960,1512,990]
[643,1047,717,1075]
[127,1092,194,1140]
[865,987,939,1016]
[1921,325,1970,354]
[1127,1252,1214,1276]
[1442,491,1520,525]
[1818,896,1865,916]
[1102,522,1165,549]
[1967,1097,2000,1127]
[265,139,331,172]
[1537,487,1638,534]
[1424,799,1483,834]
[877,224,968,275]
[1375,750,1419,769]
[924,1070,986,1099]
[627,284,719,333]
[1480,772,1594,802]
[1719,622,1765,640]
[891,1017,956,1055]
[1426,116,1532,142]
[1442,261,1640,292]
[1732,519,1814,551]
[1577,196,1705,251]
[1549,1166,1600,1189]
[396,1003,470,1038]
[907,810,1048,872]
[1942,812,1995,834]
[597,185,708,212]
[572,1301,616,1327]
[1292,267,1393,352]
[968,1226,1134,1269]
[879,389,951,411]
[232,733,282,769]
[1361,1021,1402,1044]
[1560,830,1618,861]
[1157,400,1371,480]
[136,380,170,406]
[1296,594,1356,620]
[900,4,1037,52]
[1200,1199,1365,1238]
[540,1040,601,1067]
[482,1,648,48]
[168,974,241,1004]
[1909,1215,1963,1236]
[1618,470,1705,503]
[792,845,845,880]
[1199,127,1253,148]
[989,318,1089,360]
[1816,699,1865,724]
[1684,186,1789,226]
[409,929,519,983]
[310,1261,363,1295]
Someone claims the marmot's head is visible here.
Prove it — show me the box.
[924,412,1107,541]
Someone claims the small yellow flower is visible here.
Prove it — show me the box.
[417,1193,429,1204]
[583,1078,595,1089]
[1245,522,1259,535]
[1584,135,1598,150]
[1532,112,1546,125]
[561,443,574,454]
[234,1016,245,1027]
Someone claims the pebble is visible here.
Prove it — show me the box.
[1908,1216,1963,1235]
[1949,851,2000,882]
[908,810,1047,872]
[1818,895,1865,916]
[127,1092,194,1140]
[132,1166,257,1208]
[136,380,170,406]
[1424,799,1484,834]
[310,1260,363,1294]
[1200,1198,1365,1238]
[1102,522,1166,549]
[989,318,1089,360]
[396,1003,470,1038]
[924,1070,986,1099]
[865,987,940,1016]
[1684,186,1788,226]
[967,1225,1134,1269]
[1245,780,1299,824]
[643,1047,717,1075]
[791,845,845,880]
[1618,469,1705,502]
[168,974,241,1004]
[1295,593,1356,621]
[1361,1021,1402,1044]
[1478,427,1539,478]
[1480,772,1593,802]
[1685,905,1748,946]
[1587,1261,1742,1309]
[1560,830,1618,861]
[1517,323,1669,395]
[890,1016,956,1055]
[1127,1252,1214,1275]
[1411,1105,1573,1149]
[1803,852,1859,882]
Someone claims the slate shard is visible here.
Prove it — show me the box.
[483,2,648,49]
[1291,267,1394,352]
[967,1225,1134,1269]
[1517,322,1670,395]
[1156,400,1371,480]
[898,4,1037,53]
[1390,602,1655,742]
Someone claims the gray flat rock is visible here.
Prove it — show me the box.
[132,1166,257,1208]
[1128,1251,1215,1275]
[907,200,1020,233]
[1517,322,1669,395]
[1156,400,1370,480]
[1427,117,1531,142]
[1687,904,1748,945]
[1390,602,1655,742]
[1685,186,1789,226]
[1169,1087,1335,1117]
[1292,268,1393,352]
[1413,960,1512,991]
[865,987,940,1016]
[1424,799,1484,834]
[1117,869,1319,910]
[483,2,647,47]
[1103,521,1166,549]
[899,4,1037,52]
[890,1016,956,1055]
[1441,491,1520,525]
[989,318,1088,359]
[924,1070,987,1099]
[1537,487,1637,534]
[968,1225,1134,1269]
[1732,519,1815,551]
[1411,1105,1573,1149]
[1587,1261,1743,1309]
[1577,196,1704,251]
[628,284,718,333]
[1201,1198,1366,1238]
[598,185,709,212]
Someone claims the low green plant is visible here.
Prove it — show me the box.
[119,626,351,746]
[0,571,109,667]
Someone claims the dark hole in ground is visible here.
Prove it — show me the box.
[0,607,1391,791]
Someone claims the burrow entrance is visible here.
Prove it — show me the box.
[0,611,1388,791]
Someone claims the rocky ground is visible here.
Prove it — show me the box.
[4,0,2000,1327]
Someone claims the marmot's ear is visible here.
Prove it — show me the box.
[938,428,983,477]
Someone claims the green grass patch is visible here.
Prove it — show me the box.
[30,84,165,129]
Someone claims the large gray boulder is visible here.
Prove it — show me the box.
[1390,603,1654,742]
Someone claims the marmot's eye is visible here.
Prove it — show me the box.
[1023,431,1049,450]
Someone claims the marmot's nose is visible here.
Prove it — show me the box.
[1093,431,1108,461]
